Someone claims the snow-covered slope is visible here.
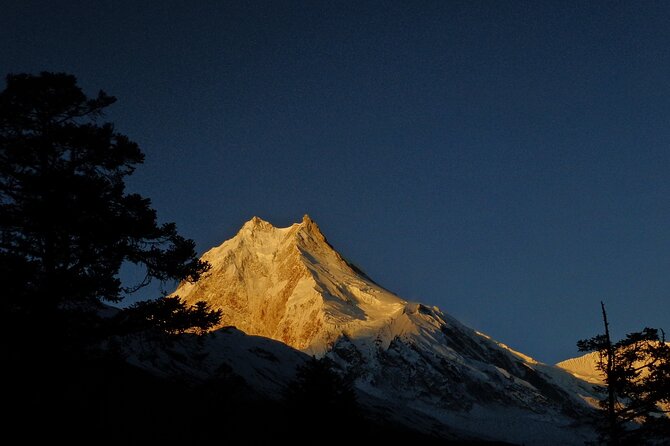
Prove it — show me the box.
[175,216,599,444]
[124,326,309,398]
[557,351,604,384]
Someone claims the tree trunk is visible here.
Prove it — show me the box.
[601,301,619,445]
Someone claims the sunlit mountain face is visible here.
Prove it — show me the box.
[169,215,599,445]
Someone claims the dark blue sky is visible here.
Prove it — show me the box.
[2,1,669,363]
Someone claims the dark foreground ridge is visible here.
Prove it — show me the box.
[6,347,515,445]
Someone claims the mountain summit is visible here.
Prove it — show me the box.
[175,215,406,353]
[175,216,599,444]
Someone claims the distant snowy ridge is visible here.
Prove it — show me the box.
[557,341,670,384]
[557,351,604,384]
[173,216,600,445]
[557,342,670,418]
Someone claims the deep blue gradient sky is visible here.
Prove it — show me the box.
[2,1,669,363]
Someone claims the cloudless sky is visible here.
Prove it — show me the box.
[2,1,669,363]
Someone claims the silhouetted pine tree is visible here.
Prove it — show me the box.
[0,72,219,352]
[117,296,221,337]
[577,302,670,445]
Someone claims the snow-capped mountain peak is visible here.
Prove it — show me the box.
[174,216,599,445]
[175,216,406,353]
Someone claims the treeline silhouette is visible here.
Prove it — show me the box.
[10,349,513,443]
[0,71,221,440]
[1,72,511,444]
[577,302,669,444]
